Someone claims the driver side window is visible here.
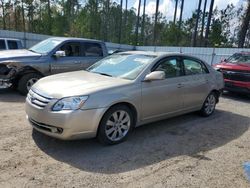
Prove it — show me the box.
[154,58,181,78]
[59,42,81,57]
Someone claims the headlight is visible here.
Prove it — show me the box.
[52,96,88,111]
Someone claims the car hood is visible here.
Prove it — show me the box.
[0,49,41,61]
[32,71,132,98]
[214,61,250,71]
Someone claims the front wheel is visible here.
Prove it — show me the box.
[199,92,217,117]
[97,105,134,145]
[17,73,41,95]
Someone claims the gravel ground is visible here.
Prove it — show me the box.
[0,88,249,188]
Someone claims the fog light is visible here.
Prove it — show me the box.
[57,128,63,134]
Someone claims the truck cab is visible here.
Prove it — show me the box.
[0,37,108,94]
[0,38,23,50]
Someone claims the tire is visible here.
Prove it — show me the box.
[17,73,41,95]
[199,92,217,117]
[97,105,134,145]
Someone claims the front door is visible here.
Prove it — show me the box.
[51,42,84,74]
[141,57,185,120]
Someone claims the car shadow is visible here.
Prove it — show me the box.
[32,110,249,174]
[222,91,250,103]
[0,88,26,103]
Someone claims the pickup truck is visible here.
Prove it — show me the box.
[0,37,108,94]
[213,52,250,94]
[0,38,23,50]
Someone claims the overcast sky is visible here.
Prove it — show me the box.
[112,0,246,20]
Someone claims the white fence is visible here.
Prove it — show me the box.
[0,30,134,51]
[1,30,250,65]
[136,46,250,65]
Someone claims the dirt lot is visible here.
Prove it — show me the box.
[0,89,249,188]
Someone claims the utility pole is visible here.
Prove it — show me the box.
[178,0,184,29]
[141,0,147,45]
[204,0,215,47]
[153,0,160,46]
[118,0,123,44]
[191,0,202,47]
[135,0,141,45]
[173,0,178,24]
[200,0,207,46]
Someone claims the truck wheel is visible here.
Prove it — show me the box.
[17,73,41,95]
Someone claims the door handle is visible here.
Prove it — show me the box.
[177,83,184,88]
[74,61,81,64]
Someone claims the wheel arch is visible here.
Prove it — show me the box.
[97,101,138,134]
[211,89,221,103]
[13,66,44,84]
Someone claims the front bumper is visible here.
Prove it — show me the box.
[0,67,16,87]
[224,79,250,94]
[25,98,108,140]
[0,78,12,88]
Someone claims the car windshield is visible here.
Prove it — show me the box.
[29,38,62,54]
[87,54,156,80]
[227,53,250,64]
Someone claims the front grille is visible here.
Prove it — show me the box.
[27,90,52,108]
[221,69,250,82]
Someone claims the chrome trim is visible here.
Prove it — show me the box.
[27,89,52,108]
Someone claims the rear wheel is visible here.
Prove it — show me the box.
[17,73,41,95]
[97,105,134,145]
[199,92,217,117]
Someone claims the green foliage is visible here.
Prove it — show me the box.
[0,0,248,47]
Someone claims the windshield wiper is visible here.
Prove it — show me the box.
[92,71,113,77]
[28,49,38,53]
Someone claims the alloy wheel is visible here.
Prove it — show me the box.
[204,94,216,115]
[105,110,131,142]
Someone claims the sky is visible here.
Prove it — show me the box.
[113,0,246,20]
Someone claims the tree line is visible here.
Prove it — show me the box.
[0,0,249,48]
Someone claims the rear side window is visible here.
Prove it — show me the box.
[83,43,103,57]
[0,40,6,50]
[7,40,18,49]
[183,59,208,75]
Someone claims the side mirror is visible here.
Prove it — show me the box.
[54,51,66,58]
[221,58,227,62]
[144,71,165,82]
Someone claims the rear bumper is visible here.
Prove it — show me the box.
[224,79,250,94]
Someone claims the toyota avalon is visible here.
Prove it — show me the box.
[25,51,224,145]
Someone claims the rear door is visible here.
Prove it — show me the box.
[80,42,104,69]
[7,40,19,49]
[180,57,211,109]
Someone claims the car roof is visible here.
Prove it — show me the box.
[237,51,250,55]
[48,37,104,43]
[119,51,204,61]
[119,50,168,56]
